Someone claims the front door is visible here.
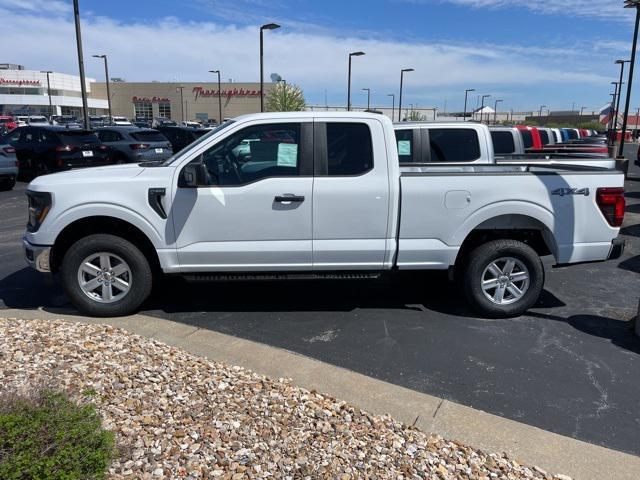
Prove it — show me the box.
[171,121,314,271]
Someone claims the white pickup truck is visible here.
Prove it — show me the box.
[24,112,625,318]
[394,122,614,168]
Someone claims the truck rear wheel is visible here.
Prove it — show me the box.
[463,239,543,318]
[60,234,152,317]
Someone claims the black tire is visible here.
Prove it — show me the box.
[0,177,15,191]
[463,239,544,318]
[34,160,50,178]
[60,234,153,317]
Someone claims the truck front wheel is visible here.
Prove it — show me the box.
[463,239,544,318]
[60,234,153,317]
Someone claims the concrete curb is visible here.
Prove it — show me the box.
[3,307,640,480]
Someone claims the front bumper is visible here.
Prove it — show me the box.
[608,237,625,261]
[23,238,52,272]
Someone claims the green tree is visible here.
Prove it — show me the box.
[266,82,306,112]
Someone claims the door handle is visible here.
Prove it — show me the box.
[274,194,305,203]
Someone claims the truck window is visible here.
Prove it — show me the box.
[539,130,549,145]
[429,128,480,162]
[520,129,533,149]
[395,129,414,163]
[326,123,373,175]
[199,123,301,186]
[490,131,516,154]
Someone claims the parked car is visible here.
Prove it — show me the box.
[89,116,106,129]
[0,141,18,190]
[156,125,208,153]
[152,118,177,128]
[15,116,29,127]
[111,116,132,126]
[0,115,18,133]
[52,115,82,128]
[3,126,111,178]
[132,118,152,128]
[23,112,625,319]
[96,126,172,163]
[180,121,202,129]
[27,115,49,126]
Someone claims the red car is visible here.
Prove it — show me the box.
[516,125,543,150]
[0,116,17,132]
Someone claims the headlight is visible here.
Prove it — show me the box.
[26,191,52,232]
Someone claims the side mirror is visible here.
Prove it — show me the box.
[179,162,210,188]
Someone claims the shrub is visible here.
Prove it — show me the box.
[0,389,114,480]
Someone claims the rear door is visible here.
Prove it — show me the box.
[312,119,390,269]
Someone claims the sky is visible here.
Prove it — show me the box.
[1,0,638,112]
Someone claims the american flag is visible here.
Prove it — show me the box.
[599,104,615,125]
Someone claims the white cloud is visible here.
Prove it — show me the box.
[0,0,69,14]
[0,3,613,107]
[425,0,632,21]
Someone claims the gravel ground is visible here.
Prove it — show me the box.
[0,318,572,480]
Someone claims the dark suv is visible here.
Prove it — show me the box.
[156,126,208,154]
[96,126,172,163]
[3,126,111,178]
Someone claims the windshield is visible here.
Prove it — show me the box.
[161,120,235,166]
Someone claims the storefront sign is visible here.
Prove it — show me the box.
[132,96,170,103]
[192,87,261,101]
[0,78,41,87]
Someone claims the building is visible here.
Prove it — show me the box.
[90,81,274,123]
[0,64,108,117]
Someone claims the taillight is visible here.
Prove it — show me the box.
[596,187,625,228]
[55,145,74,152]
[129,143,150,150]
[98,145,108,150]
[3,146,15,154]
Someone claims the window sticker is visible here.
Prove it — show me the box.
[277,143,298,167]
[398,140,411,156]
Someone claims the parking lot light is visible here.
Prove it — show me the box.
[347,51,365,111]
[40,71,53,120]
[362,88,371,109]
[493,99,503,124]
[260,23,281,113]
[398,68,414,122]
[177,86,185,122]
[619,0,640,157]
[208,70,222,123]
[92,55,112,123]
[480,94,491,123]
[614,60,630,131]
[73,0,89,129]
[463,88,475,122]
[387,93,395,120]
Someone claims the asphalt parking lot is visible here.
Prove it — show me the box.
[1,154,639,456]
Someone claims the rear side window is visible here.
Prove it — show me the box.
[539,130,549,145]
[326,123,373,175]
[490,131,516,154]
[567,129,578,140]
[131,131,167,142]
[520,130,533,149]
[395,129,414,163]
[429,128,480,162]
[98,131,122,142]
[58,131,99,145]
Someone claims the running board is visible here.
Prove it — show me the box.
[183,271,382,282]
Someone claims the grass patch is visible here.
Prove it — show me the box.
[0,388,114,480]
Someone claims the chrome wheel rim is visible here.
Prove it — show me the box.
[77,252,131,303]
[481,257,530,305]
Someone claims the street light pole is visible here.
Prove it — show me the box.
[72,0,89,129]
[387,93,395,121]
[463,88,475,122]
[41,71,53,120]
[480,94,490,124]
[347,51,365,111]
[260,23,280,113]
[362,88,371,109]
[209,70,223,123]
[92,55,112,123]
[398,68,414,122]
[620,0,640,157]
[539,105,546,118]
[177,86,185,122]
[615,60,630,131]
[493,99,503,124]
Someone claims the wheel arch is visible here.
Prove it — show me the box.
[51,216,161,274]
